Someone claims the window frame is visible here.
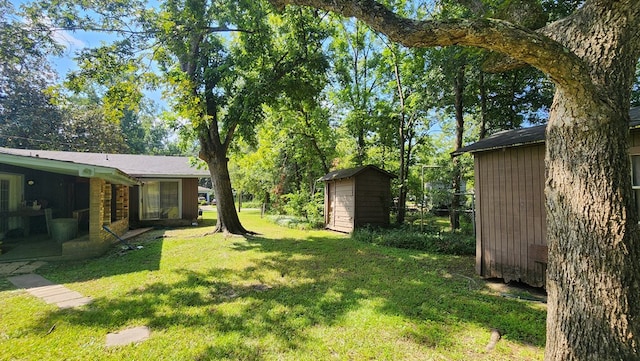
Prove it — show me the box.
[629,147,640,219]
[139,179,183,221]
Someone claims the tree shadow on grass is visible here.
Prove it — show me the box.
[234,234,546,347]
[29,232,545,359]
[26,232,166,286]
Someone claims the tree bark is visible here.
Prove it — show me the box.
[545,93,640,360]
[199,115,249,234]
[200,144,249,235]
[478,71,487,140]
[450,63,465,230]
[394,58,407,225]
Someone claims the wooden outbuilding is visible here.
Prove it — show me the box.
[453,107,640,287]
[320,165,395,233]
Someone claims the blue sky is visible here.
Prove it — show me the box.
[11,0,168,111]
[49,28,167,110]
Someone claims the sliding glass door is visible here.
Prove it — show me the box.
[140,180,181,220]
[0,173,24,232]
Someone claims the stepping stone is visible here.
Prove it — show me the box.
[14,261,47,274]
[56,297,93,309]
[106,326,151,346]
[29,285,71,297]
[0,262,30,275]
[8,274,55,288]
[41,290,85,304]
[6,273,92,309]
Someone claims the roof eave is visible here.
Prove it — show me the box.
[0,153,140,185]
[452,139,546,156]
[132,173,210,179]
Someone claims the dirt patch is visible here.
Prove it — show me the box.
[484,278,547,303]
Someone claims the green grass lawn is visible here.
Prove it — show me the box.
[0,210,545,360]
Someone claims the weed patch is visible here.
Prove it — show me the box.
[352,226,475,255]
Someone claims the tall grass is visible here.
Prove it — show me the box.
[352,225,476,255]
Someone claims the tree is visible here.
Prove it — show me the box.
[271,0,640,359]
[327,17,383,166]
[37,0,329,234]
[377,41,432,224]
[150,1,328,234]
[0,0,66,149]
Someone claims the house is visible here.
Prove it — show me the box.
[452,107,640,287]
[0,147,210,260]
[319,165,395,233]
[198,186,214,204]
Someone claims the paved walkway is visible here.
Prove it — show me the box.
[7,273,92,309]
[0,261,47,276]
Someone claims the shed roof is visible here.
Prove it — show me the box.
[452,107,640,156]
[0,147,210,181]
[319,165,396,182]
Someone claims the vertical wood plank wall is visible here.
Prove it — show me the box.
[324,182,333,227]
[326,179,355,232]
[474,144,547,287]
[630,130,640,147]
[354,169,391,227]
[182,178,199,220]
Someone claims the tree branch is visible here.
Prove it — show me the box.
[269,0,592,91]
[46,25,253,36]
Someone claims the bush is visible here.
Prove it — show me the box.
[237,200,262,209]
[275,190,324,227]
[266,215,320,230]
[351,226,475,255]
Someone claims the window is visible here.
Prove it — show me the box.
[0,173,24,232]
[140,180,181,220]
[0,180,9,232]
[632,155,640,216]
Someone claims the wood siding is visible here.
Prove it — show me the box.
[630,129,640,147]
[326,179,355,233]
[470,128,640,288]
[129,186,140,221]
[182,178,199,220]
[354,169,391,227]
[324,167,393,233]
[474,144,547,287]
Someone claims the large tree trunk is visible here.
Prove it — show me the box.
[544,94,640,360]
[543,4,640,345]
[199,119,249,235]
[202,148,249,234]
[542,3,640,359]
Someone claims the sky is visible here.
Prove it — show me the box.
[49,28,167,111]
[10,0,169,112]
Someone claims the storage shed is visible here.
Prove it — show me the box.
[320,165,395,233]
[453,107,640,287]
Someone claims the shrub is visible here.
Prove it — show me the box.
[266,215,319,230]
[351,226,475,255]
[276,190,324,227]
